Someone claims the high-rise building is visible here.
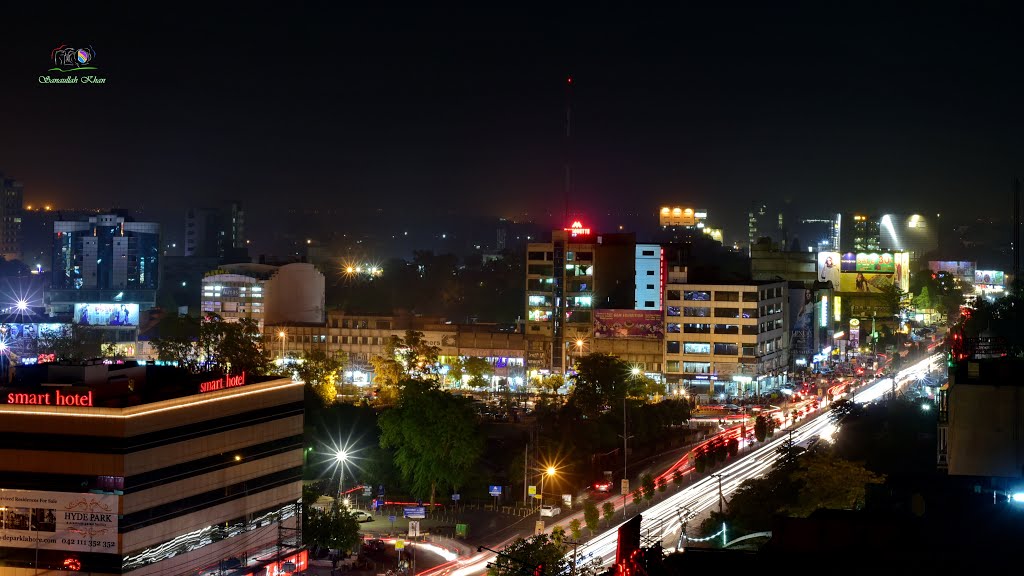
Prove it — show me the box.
[49,213,161,311]
[839,213,881,253]
[880,213,939,268]
[201,263,278,329]
[0,171,24,261]
[184,203,247,262]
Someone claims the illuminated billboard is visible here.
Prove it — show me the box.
[659,206,700,227]
[817,252,841,288]
[840,252,897,273]
[74,303,139,327]
[0,489,118,553]
[594,309,664,339]
[840,272,894,293]
[929,260,975,277]
[894,251,909,292]
[974,270,1005,286]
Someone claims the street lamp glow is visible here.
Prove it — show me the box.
[546,466,556,477]
[576,339,584,348]
[335,450,349,462]
[1012,493,1024,503]
[15,299,28,311]
[630,367,641,376]
[278,331,286,338]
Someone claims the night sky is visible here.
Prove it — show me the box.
[2,3,1022,250]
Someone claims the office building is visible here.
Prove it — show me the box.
[263,263,326,326]
[839,213,881,253]
[663,270,788,399]
[184,203,247,262]
[50,213,161,311]
[0,363,304,575]
[201,263,278,329]
[750,239,816,283]
[0,172,24,261]
[880,213,939,268]
[634,244,663,310]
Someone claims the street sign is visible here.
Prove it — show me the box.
[451,493,461,501]
[534,521,545,536]
[527,485,537,496]
[408,521,420,537]
[388,514,396,522]
[395,539,405,550]
[363,485,372,497]
[562,494,572,507]
[621,479,630,495]
[456,523,469,538]
[489,485,503,497]
[403,506,426,519]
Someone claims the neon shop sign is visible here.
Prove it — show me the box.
[564,221,591,237]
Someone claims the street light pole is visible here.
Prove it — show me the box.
[711,473,727,514]
[335,450,348,501]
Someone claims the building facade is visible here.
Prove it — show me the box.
[663,272,788,399]
[0,364,303,575]
[50,213,160,310]
[184,203,247,262]
[201,263,278,329]
[0,172,24,261]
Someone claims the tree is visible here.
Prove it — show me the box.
[657,477,668,495]
[694,450,709,474]
[447,357,465,387]
[37,324,103,363]
[569,518,583,542]
[297,349,346,406]
[602,501,615,526]
[378,381,484,507]
[304,500,361,557]
[152,314,271,375]
[726,437,739,458]
[641,473,656,504]
[397,330,441,378]
[786,452,886,516]
[913,285,934,311]
[550,525,566,548]
[583,500,600,535]
[463,356,495,388]
[369,335,405,389]
[569,353,633,418]
[487,534,567,576]
[538,374,565,399]
[672,468,685,490]
[754,414,768,443]
[631,488,644,508]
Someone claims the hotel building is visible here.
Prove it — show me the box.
[0,362,304,575]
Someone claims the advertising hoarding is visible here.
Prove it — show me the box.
[894,251,909,292]
[0,489,118,553]
[790,288,814,358]
[817,252,841,288]
[840,272,894,293]
[593,309,664,339]
[74,303,139,327]
[840,252,898,273]
[974,270,1005,286]
[849,318,861,350]
[928,260,975,278]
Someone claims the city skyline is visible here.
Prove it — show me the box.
[1,4,1022,254]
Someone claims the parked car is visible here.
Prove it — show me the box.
[350,510,374,523]
[539,505,561,517]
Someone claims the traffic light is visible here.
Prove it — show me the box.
[533,563,544,576]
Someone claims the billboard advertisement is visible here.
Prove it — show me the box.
[840,252,900,274]
[840,272,896,293]
[849,318,861,350]
[74,303,139,327]
[790,288,814,358]
[974,270,1005,286]
[593,309,664,339]
[929,260,975,278]
[894,251,909,292]
[817,252,841,288]
[0,489,118,553]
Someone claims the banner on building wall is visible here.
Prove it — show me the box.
[790,289,814,358]
[0,489,119,554]
[593,310,664,339]
[840,272,894,293]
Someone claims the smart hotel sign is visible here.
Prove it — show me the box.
[5,390,94,407]
[199,372,247,393]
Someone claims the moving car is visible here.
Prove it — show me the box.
[350,510,374,522]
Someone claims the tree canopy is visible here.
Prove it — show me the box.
[487,534,567,576]
[378,380,484,506]
[568,353,649,417]
[152,314,271,375]
[296,349,347,406]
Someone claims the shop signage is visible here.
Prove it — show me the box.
[0,489,118,553]
[5,390,93,407]
[199,372,246,393]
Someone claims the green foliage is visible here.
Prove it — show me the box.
[152,314,271,375]
[378,380,484,506]
[487,534,566,576]
[672,468,684,488]
[631,488,644,507]
[550,525,566,548]
[754,414,768,442]
[583,500,600,535]
[726,437,739,458]
[296,349,346,406]
[37,324,102,363]
[368,335,407,390]
[569,518,582,541]
[569,353,635,417]
[785,453,886,516]
[538,373,565,396]
[657,477,668,494]
[463,356,494,388]
[694,450,708,474]
[641,473,656,503]
[304,501,361,555]
[602,501,615,526]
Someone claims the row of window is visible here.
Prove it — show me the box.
[667,286,784,302]
[665,341,757,356]
[669,306,758,318]
[329,318,393,329]
[285,334,386,345]
[527,251,594,261]
[668,323,760,335]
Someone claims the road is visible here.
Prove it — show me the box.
[421,352,944,576]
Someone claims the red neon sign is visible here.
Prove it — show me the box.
[6,390,94,407]
[564,220,591,237]
[199,372,247,393]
